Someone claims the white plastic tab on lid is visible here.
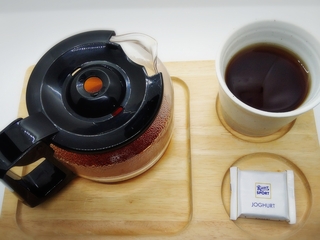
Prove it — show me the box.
[230,167,296,224]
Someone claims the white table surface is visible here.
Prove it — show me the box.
[1,0,320,213]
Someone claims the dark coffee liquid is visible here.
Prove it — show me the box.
[225,44,309,112]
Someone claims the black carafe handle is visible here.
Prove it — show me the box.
[0,112,74,207]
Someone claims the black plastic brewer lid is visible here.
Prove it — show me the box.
[26,30,164,152]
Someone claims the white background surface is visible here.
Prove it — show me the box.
[1,0,320,212]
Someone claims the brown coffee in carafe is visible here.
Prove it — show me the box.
[225,44,309,112]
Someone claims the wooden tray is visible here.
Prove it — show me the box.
[1,61,320,240]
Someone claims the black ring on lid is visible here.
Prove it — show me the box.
[26,30,164,152]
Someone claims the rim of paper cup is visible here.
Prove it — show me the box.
[216,20,320,118]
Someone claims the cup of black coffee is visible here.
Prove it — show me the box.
[216,20,320,137]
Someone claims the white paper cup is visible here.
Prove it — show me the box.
[216,20,320,137]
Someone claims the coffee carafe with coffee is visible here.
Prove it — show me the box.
[0,30,174,207]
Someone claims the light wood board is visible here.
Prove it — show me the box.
[1,61,320,240]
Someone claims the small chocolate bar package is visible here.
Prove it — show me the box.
[230,167,296,224]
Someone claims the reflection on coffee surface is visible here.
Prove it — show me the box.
[225,44,309,112]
